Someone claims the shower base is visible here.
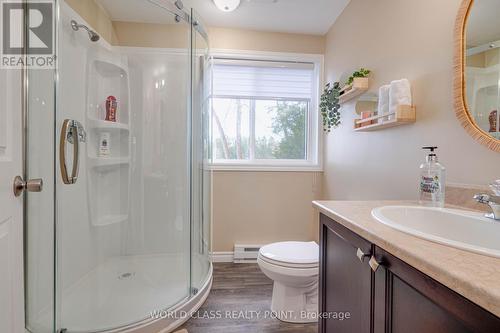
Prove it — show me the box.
[36,254,212,333]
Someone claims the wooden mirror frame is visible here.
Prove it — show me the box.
[454,0,500,152]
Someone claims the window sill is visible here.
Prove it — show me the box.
[208,164,323,172]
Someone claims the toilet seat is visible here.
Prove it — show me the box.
[258,255,319,277]
[258,254,318,269]
[259,241,319,269]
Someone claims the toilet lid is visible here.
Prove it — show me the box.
[259,241,319,265]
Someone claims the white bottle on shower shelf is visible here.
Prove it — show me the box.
[99,132,111,157]
[419,146,446,208]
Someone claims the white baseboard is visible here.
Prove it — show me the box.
[210,252,234,263]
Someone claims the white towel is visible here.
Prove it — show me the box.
[378,85,390,123]
[389,79,412,119]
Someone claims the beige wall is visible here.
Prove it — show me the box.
[113,21,191,48]
[114,24,326,54]
[64,0,118,44]
[213,171,322,252]
[322,0,500,201]
[467,52,486,68]
[467,48,499,68]
[209,27,325,54]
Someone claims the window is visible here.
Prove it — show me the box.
[211,55,322,171]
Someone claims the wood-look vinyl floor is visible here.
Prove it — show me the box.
[179,263,317,333]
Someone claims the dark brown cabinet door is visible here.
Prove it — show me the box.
[320,214,500,333]
[373,246,500,333]
[319,214,373,333]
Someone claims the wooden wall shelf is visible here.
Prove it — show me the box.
[339,78,370,104]
[354,105,416,132]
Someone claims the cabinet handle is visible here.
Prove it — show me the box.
[356,248,370,263]
[369,256,381,272]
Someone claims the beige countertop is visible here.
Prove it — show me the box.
[313,200,500,318]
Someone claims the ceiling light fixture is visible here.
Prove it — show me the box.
[213,0,241,12]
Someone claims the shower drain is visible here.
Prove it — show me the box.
[118,272,136,280]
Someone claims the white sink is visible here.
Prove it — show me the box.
[372,206,500,259]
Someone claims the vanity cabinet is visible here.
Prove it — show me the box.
[319,212,372,332]
[319,214,500,333]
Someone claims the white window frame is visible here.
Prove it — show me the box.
[209,49,324,172]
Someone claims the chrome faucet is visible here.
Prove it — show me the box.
[474,194,500,221]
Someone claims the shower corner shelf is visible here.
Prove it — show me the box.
[93,59,128,78]
[89,157,130,168]
[89,118,129,131]
[86,56,132,229]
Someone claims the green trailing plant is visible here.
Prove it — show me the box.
[320,82,341,132]
[346,68,371,85]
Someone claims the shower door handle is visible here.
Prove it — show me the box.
[60,119,86,184]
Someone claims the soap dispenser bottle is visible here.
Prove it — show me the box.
[419,146,446,207]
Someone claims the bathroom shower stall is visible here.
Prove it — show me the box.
[24,0,212,332]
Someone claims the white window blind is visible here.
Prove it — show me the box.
[213,60,315,100]
[210,55,322,171]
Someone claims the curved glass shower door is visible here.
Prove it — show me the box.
[191,10,212,294]
[55,0,192,331]
[25,1,212,331]
[27,1,210,332]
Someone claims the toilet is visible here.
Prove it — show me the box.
[257,241,319,323]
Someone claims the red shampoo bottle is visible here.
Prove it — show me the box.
[105,96,117,122]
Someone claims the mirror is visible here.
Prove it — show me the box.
[355,93,378,115]
[455,0,500,152]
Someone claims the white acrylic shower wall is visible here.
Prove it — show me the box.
[124,49,190,257]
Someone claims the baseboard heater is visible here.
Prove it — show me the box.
[233,244,262,263]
